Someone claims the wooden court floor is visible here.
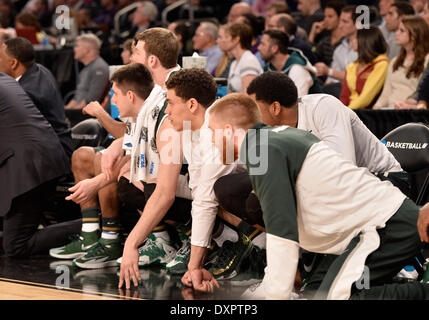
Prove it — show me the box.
[0,255,251,300]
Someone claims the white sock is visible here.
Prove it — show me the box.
[251,232,266,249]
[212,223,238,247]
[153,230,170,242]
[82,223,100,232]
[101,231,118,240]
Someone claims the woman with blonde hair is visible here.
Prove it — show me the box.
[216,23,263,93]
[374,15,429,109]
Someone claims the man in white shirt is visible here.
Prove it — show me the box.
[118,68,241,290]
[380,1,415,60]
[315,6,358,83]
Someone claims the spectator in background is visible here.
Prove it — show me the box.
[265,0,312,40]
[265,0,290,29]
[383,1,415,60]
[121,38,133,65]
[420,0,429,25]
[394,1,429,110]
[77,7,97,30]
[93,0,118,31]
[65,33,110,109]
[217,23,262,93]
[340,27,389,109]
[395,66,429,109]
[379,0,396,59]
[192,21,223,75]
[168,21,192,66]
[236,13,265,66]
[266,13,317,64]
[294,0,324,36]
[227,2,253,23]
[315,5,358,83]
[374,16,429,109]
[67,0,86,12]
[0,28,11,44]
[14,13,47,43]
[0,12,15,39]
[0,37,74,161]
[0,0,15,28]
[129,1,158,39]
[309,0,344,66]
[411,0,426,14]
[252,0,279,17]
[258,29,321,96]
[20,0,52,28]
[214,51,233,78]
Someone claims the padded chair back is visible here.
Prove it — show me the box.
[382,123,429,205]
[381,123,429,173]
[71,118,107,149]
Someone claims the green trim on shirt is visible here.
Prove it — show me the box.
[264,50,322,94]
[241,123,319,242]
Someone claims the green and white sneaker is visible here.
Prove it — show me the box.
[49,230,100,259]
[73,238,123,269]
[117,233,177,268]
[166,238,190,275]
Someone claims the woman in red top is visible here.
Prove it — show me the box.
[340,26,389,109]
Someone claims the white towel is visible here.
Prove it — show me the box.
[130,84,166,183]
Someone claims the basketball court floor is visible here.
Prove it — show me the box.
[0,254,254,300]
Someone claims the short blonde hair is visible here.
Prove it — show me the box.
[209,93,261,130]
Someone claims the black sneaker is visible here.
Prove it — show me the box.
[230,246,266,286]
[210,234,254,280]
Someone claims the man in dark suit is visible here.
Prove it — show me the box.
[0,73,81,257]
[0,37,74,163]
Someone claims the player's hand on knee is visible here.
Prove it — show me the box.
[65,179,97,204]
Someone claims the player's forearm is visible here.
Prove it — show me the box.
[94,108,126,138]
[188,245,208,270]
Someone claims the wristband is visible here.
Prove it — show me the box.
[328,68,334,77]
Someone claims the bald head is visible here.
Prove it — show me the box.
[228,2,253,23]
[268,13,297,36]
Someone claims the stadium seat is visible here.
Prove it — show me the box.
[71,118,109,150]
[382,122,429,206]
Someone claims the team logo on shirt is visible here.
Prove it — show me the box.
[150,137,158,153]
[139,127,148,144]
[152,106,160,120]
